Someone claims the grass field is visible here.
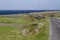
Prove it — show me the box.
[0,17,33,24]
[0,14,49,40]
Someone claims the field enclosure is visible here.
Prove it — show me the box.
[0,12,50,40]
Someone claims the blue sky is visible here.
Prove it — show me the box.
[0,0,60,10]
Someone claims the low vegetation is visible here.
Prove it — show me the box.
[0,13,50,40]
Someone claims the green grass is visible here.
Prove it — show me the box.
[0,16,49,40]
[25,18,49,40]
[34,19,49,40]
[0,26,16,36]
[0,17,33,25]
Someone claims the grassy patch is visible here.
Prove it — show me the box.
[0,15,49,40]
[0,17,33,25]
[0,26,16,36]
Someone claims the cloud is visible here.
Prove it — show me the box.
[0,0,60,10]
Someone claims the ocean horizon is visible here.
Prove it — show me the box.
[0,10,60,15]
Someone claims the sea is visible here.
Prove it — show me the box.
[0,10,60,15]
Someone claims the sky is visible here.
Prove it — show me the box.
[0,0,60,10]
